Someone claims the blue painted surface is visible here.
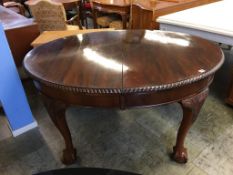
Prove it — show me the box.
[0,23,36,131]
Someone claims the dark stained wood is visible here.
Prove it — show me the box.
[42,95,76,165]
[0,5,39,67]
[131,0,219,29]
[172,88,209,163]
[24,30,224,165]
[92,0,130,29]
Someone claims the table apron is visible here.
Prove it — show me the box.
[123,76,213,108]
[33,75,214,109]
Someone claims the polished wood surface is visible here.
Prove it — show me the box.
[0,5,39,67]
[131,0,219,29]
[92,0,130,29]
[25,31,223,90]
[24,30,224,164]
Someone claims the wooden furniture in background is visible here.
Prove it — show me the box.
[92,0,131,29]
[24,30,224,165]
[0,5,39,67]
[131,0,219,29]
[28,0,81,32]
[31,28,115,47]
[157,0,233,106]
[2,0,25,15]
[25,0,82,27]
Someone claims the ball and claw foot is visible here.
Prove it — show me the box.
[171,146,188,164]
[62,148,77,165]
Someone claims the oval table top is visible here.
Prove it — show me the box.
[24,30,224,94]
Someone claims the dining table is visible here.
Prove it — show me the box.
[24,30,224,165]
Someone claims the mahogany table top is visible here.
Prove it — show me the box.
[24,30,224,94]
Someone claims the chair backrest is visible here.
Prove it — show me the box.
[29,0,67,32]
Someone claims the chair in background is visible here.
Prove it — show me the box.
[109,20,129,29]
[91,0,130,29]
[80,0,117,29]
[96,15,116,28]
[109,21,122,29]
[29,0,82,32]
[94,11,121,28]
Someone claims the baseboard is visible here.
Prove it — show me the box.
[11,121,38,137]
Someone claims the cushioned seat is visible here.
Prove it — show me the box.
[109,20,123,29]
[109,20,129,29]
[96,16,114,27]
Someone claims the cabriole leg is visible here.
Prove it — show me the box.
[172,89,209,163]
[42,95,76,165]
